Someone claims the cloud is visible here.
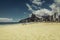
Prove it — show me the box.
[0,18,14,22]
[26,0,45,12]
[28,8,53,18]
[49,3,57,13]
[29,14,32,17]
[49,1,60,15]
[31,0,45,6]
[55,0,60,5]
[32,8,53,18]
[26,3,34,12]
[54,0,60,14]
[49,3,56,9]
[32,4,38,9]
[32,0,42,5]
[26,0,53,18]
[26,0,60,18]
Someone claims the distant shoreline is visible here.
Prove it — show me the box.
[0,22,60,25]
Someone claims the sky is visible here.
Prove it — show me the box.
[0,0,60,22]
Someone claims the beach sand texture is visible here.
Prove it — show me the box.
[0,23,60,40]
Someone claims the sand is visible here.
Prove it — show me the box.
[0,22,60,40]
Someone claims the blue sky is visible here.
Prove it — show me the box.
[0,0,59,22]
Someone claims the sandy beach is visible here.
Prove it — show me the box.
[0,22,60,40]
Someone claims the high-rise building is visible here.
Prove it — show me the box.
[53,12,58,21]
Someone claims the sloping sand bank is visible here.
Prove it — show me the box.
[0,23,60,40]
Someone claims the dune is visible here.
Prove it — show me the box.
[0,22,60,40]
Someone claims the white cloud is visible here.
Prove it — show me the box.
[55,0,60,2]
[29,14,32,17]
[49,2,60,15]
[49,3,56,9]
[25,0,60,19]
[32,0,42,5]
[49,3,57,13]
[32,4,38,9]
[32,4,41,9]
[32,8,53,18]
[26,3,34,12]
[26,0,45,12]
[0,18,14,22]
[26,0,53,18]
[54,0,60,14]
[32,0,45,6]
[55,0,60,5]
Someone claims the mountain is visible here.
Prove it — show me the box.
[19,12,60,23]
[19,14,42,23]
